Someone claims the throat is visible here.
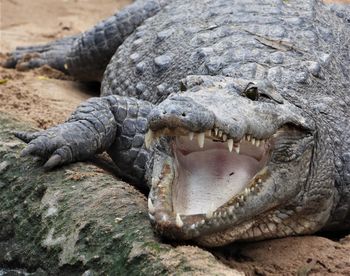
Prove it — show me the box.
[173,147,263,215]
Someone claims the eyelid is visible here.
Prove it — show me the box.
[242,81,284,104]
[242,82,259,101]
[255,80,284,104]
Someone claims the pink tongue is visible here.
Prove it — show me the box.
[173,147,261,215]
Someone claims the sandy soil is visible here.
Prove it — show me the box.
[0,0,349,275]
[0,0,130,128]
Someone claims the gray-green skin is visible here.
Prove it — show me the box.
[4,0,350,246]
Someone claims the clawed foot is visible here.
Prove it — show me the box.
[15,127,78,170]
[3,36,76,72]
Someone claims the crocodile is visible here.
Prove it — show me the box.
[4,0,350,247]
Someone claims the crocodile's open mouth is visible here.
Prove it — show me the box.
[144,126,283,239]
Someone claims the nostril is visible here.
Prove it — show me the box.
[181,112,186,117]
[163,110,167,115]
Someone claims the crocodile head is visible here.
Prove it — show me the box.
[145,76,319,247]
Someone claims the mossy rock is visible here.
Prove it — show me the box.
[0,113,241,275]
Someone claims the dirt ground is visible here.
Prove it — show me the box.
[0,0,349,275]
[0,0,130,128]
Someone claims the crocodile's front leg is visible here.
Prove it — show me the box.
[16,95,154,186]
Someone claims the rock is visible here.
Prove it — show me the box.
[0,113,241,275]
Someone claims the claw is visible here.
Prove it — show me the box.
[2,57,16,68]
[15,131,38,143]
[44,154,62,169]
[17,59,45,71]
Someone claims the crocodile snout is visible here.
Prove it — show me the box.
[147,95,215,132]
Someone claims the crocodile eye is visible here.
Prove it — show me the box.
[243,84,259,101]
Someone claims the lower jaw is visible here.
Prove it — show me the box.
[195,219,256,246]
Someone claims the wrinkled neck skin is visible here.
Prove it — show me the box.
[283,82,350,233]
[144,75,348,247]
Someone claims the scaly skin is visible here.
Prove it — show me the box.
[4,0,350,246]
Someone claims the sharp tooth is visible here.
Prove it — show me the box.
[206,130,212,137]
[198,132,205,148]
[247,135,251,141]
[148,198,155,214]
[256,139,260,147]
[176,213,184,227]
[206,211,213,219]
[244,188,249,195]
[258,178,262,183]
[161,214,168,222]
[188,132,194,140]
[251,137,256,145]
[223,134,227,141]
[218,130,223,137]
[227,139,233,152]
[214,128,219,136]
[235,144,240,154]
[145,130,154,149]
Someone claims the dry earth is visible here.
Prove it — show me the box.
[0,0,130,128]
[0,0,349,275]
